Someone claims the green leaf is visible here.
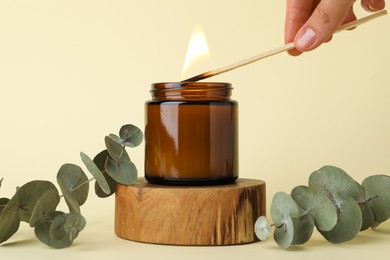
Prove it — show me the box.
[0,195,21,244]
[105,151,138,185]
[353,183,375,231]
[270,192,300,248]
[0,181,56,243]
[309,165,363,203]
[15,180,57,223]
[105,135,125,161]
[291,185,337,231]
[80,152,110,195]
[320,197,362,244]
[29,188,60,227]
[119,124,143,148]
[93,150,116,198]
[362,175,390,223]
[50,212,86,243]
[57,179,80,213]
[108,134,123,145]
[271,192,300,225]
[49,213,67,241]
[57,164,89,213]
[34,211,74,249]
[359,201,375,231]
[0,198,10,214]
[254,216,272,241]
[291,214,315,245]
[62,213,86,240]
[274,214,294,249]
[0,177,3,189]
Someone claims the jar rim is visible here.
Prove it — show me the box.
[150,82,232,93]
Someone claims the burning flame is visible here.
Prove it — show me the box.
[181,25,210,78]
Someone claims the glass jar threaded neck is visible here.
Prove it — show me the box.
[150,82,232,101]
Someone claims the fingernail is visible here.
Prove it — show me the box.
[368,4,377,11]
[296,28,316,50]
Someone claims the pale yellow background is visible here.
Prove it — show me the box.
[1,1,389,259]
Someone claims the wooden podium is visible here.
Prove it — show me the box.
[115,178,266,245]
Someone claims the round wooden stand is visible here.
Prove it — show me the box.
[115,178,266,245]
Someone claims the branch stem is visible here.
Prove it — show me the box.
[71,178,95,192]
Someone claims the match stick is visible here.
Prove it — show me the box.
[182,10,387,82]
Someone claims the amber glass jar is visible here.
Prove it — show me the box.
[144,82,238,185]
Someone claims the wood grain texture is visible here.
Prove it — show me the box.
[115,178,266,245]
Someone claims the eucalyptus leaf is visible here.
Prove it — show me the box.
[105,135,125,161]
[15,180,57,223]
[0,195,21,244]
[62,212,86,241]
[119,124,143,148]
[362,175,390,223]
[49,213,67,240]
[50,212,86,242]
[80,152,110,195]
[274,214,294,249]
[57,178,80,213]
[271,192,300,226]
[0,177,3,189]
[0,198,10,214]
[34,211,74,249]
[291,214,315,245]
[93,150,110,170]
[291,185,337,231]
[57,164,89,212]
[353,182,375,231]
[309,165,363,203]
[108,134,123,145]
[271,192,300,248]
[104,151,138,185]
[371,221,381,229]
[320,197,362,244]
[359,202,375,231]
[93,150,116,198]
[254,216,272,241]
[29,188,60,227]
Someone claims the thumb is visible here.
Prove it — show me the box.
[294,0,356,52]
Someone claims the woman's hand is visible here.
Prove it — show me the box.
[285,0,386,56]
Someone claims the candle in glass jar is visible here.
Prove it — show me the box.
[144,82,238,185]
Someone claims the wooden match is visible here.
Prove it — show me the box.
[182,10,387,82]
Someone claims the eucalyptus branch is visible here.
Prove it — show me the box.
[0,124,143,249]
[254,166,390,249]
